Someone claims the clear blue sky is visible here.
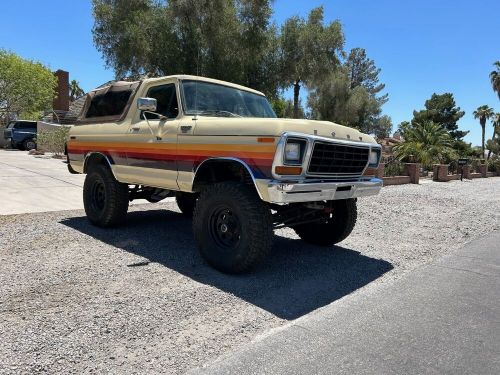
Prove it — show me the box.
[1,0,499,146]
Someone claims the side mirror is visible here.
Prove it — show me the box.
[137,97,157,112]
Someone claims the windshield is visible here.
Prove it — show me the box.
[181,80,276,118]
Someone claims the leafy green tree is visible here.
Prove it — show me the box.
[411,93,466,140]
[393,121,456,168]
[92,0,155,78]
[92,0,281,97]
[397,121,411,137]
[486,138,500,158]
[372,115,392,139]
[69,80,85,101]
[271,97,306,118]
[280,7,344,118]
[486,112,500,159]
[0,50,57,122]
[308,67,365,126]
[270,97,286,117]
[473,105,494,155]
[453,140,482,158]
[486,137,500,158]
[344,47,389,134]
[307,46,390,135]
[492,112,500,136]
[485,114,500,161]
[345,48,387,101]
[307,66,390,136]
[236,0,281,94]
[490,61,500,100]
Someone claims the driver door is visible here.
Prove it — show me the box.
[125,81,180,190]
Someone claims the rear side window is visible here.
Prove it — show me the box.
[144,84,179,119]
[86,90,133,118]
[18,122,36,129]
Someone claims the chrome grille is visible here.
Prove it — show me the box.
[307,141,369,176]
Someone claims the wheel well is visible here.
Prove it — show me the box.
[192,159,255,192]
[84,153,112,173]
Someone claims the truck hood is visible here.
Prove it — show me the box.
[192,117,377,144]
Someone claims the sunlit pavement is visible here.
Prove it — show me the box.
[192,231,500,375]
[0,149,171,215]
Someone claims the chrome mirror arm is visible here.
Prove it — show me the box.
[141,111,165,140]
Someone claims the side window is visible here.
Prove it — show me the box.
[86,90,133,118]
[20,122,36,129]
[145,84,179,119]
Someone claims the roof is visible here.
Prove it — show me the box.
[379,137,403,144]
[143,75,266,97]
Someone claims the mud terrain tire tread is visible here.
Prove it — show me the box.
[83,164,129,227]
[293,198,357,246]
[192,182,273,273]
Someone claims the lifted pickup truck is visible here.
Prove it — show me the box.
[66,75,382,273]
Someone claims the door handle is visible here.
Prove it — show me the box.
[130,127,140,132]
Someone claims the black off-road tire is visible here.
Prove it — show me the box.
[293,199,357,246]
[23,138,36,151]
[83,164,129,227]
[176,192,198,217]
[192,182,273,274]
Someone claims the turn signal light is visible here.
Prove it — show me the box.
[275,166,302,175]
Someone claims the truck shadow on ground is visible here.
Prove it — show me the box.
[61,208,393,320]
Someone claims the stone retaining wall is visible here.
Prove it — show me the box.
[433,164,498,182]
[376,163,420,186]
[383,176,412,185]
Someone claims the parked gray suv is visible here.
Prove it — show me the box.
[3,121,37,150]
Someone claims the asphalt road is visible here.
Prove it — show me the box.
[191,231,500,375]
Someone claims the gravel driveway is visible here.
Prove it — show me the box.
[1,178,499,374]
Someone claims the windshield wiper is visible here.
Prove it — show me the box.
[198,110,242,117]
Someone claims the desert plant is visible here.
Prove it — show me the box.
[393,121,456,169]
[36,126,70,157]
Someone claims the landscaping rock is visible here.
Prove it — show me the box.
[1,178,499,374]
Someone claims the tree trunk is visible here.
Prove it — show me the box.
[481,122,485,157]
[293,79,301,119]
[487,126,496,160]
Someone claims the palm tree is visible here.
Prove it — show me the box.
[393,121,455,168]
[491,61,500,100]
[69,80,85,102]
[487,112,500,159]
[473,105,494,155]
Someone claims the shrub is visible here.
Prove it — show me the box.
[36,126,70,157]
[384,161,405,177]
[487,157,500,172]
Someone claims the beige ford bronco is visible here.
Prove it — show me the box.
[66,75,382,273]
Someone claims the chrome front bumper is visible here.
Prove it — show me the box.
[259,177,383,203]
